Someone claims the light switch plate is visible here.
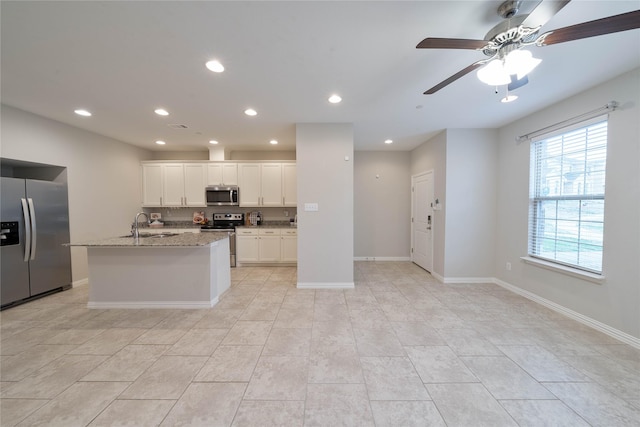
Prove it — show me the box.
[304,203,319,212]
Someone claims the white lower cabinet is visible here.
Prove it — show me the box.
[237,229,260,262]
[258,229,281,262]
[236,228,297,264]
[281,229,297,262]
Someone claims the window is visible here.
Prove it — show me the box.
[528,118,607,274]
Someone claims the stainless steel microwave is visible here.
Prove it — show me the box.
[206,186,239,206]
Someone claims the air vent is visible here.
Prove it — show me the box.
[168,124,188,129]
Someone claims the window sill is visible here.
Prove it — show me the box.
[520,256,605,284]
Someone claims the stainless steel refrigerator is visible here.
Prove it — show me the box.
[1,177,72,307]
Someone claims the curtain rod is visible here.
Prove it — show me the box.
[515,101,618,144]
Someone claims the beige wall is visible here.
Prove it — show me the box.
[151,151,209,160]
[409,129,498,280]
[229,151,296,160]
[296,123,354,287]
[1,105,152,283]
[354,151,411,259]
[444,129,498,279]
[149,150,296,161]
[411,130,447,277]
[495,68,640,339]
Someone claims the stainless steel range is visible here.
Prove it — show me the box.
[200,213,244,267]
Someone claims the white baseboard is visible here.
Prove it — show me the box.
[87,298,218,309]
[236,262,296,267]
[72,278,89,288]
[441,276,495,284]
[297,282,355,289]
[428,272,639,349]
[354,257,412,262]
[493,278,640,349]
[431,271,445,283]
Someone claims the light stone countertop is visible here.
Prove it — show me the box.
[67,232,228,247]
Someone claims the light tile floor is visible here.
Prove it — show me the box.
[1,262,639,426]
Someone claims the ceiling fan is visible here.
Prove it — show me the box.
[417,0,640,95]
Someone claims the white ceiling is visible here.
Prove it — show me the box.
[2,1,639,153]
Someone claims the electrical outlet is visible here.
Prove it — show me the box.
[506,262,512,271]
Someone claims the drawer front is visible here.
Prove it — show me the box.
[281,229,297,236]
[259,229,281,236]
[236,228,259,236]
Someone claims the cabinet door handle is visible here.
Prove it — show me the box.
[160,197,163,206]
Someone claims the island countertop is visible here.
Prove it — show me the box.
[67,233,228,247]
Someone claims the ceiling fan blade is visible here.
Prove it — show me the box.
[424,61,486,95]
[538,9,640,46]
[416,37,488,50]
[521,1,571,29]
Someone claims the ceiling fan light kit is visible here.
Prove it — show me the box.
[416,0,640,99]
[476,48,541,87]
[477,59,512,86]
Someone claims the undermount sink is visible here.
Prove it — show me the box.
[120,232,179,238]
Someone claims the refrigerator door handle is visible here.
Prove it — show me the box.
[21,198,32,262]
[27,198,37,260]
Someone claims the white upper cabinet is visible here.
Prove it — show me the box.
[238,162,295,207]
[282,163,297,207]
[142,164,163,206]
[183,163,207,206]
[143,161,294,209]
[207,163,238,186]
[238,163,262,207]
[260,164,282,207]
[141,162,206,207]
[162,163,186,206]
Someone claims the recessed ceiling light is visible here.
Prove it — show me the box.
[244,108,257,116]
[501,95,518,103]
[155,140,166,145]
[74,109,92,117]
[205,60,224,73]
[154,108,169,116]
[328,94,342,104]
[384,139,393,144]
[209,140,219,145]
[269,140,278,145]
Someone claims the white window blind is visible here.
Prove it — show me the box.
[528,117,608,274]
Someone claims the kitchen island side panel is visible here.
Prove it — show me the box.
[86,243,227,308]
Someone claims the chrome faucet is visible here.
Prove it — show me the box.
[132,212,150,238]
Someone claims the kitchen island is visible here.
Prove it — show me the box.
[68,233,230,309]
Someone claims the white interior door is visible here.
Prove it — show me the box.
[412,171,434,272]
